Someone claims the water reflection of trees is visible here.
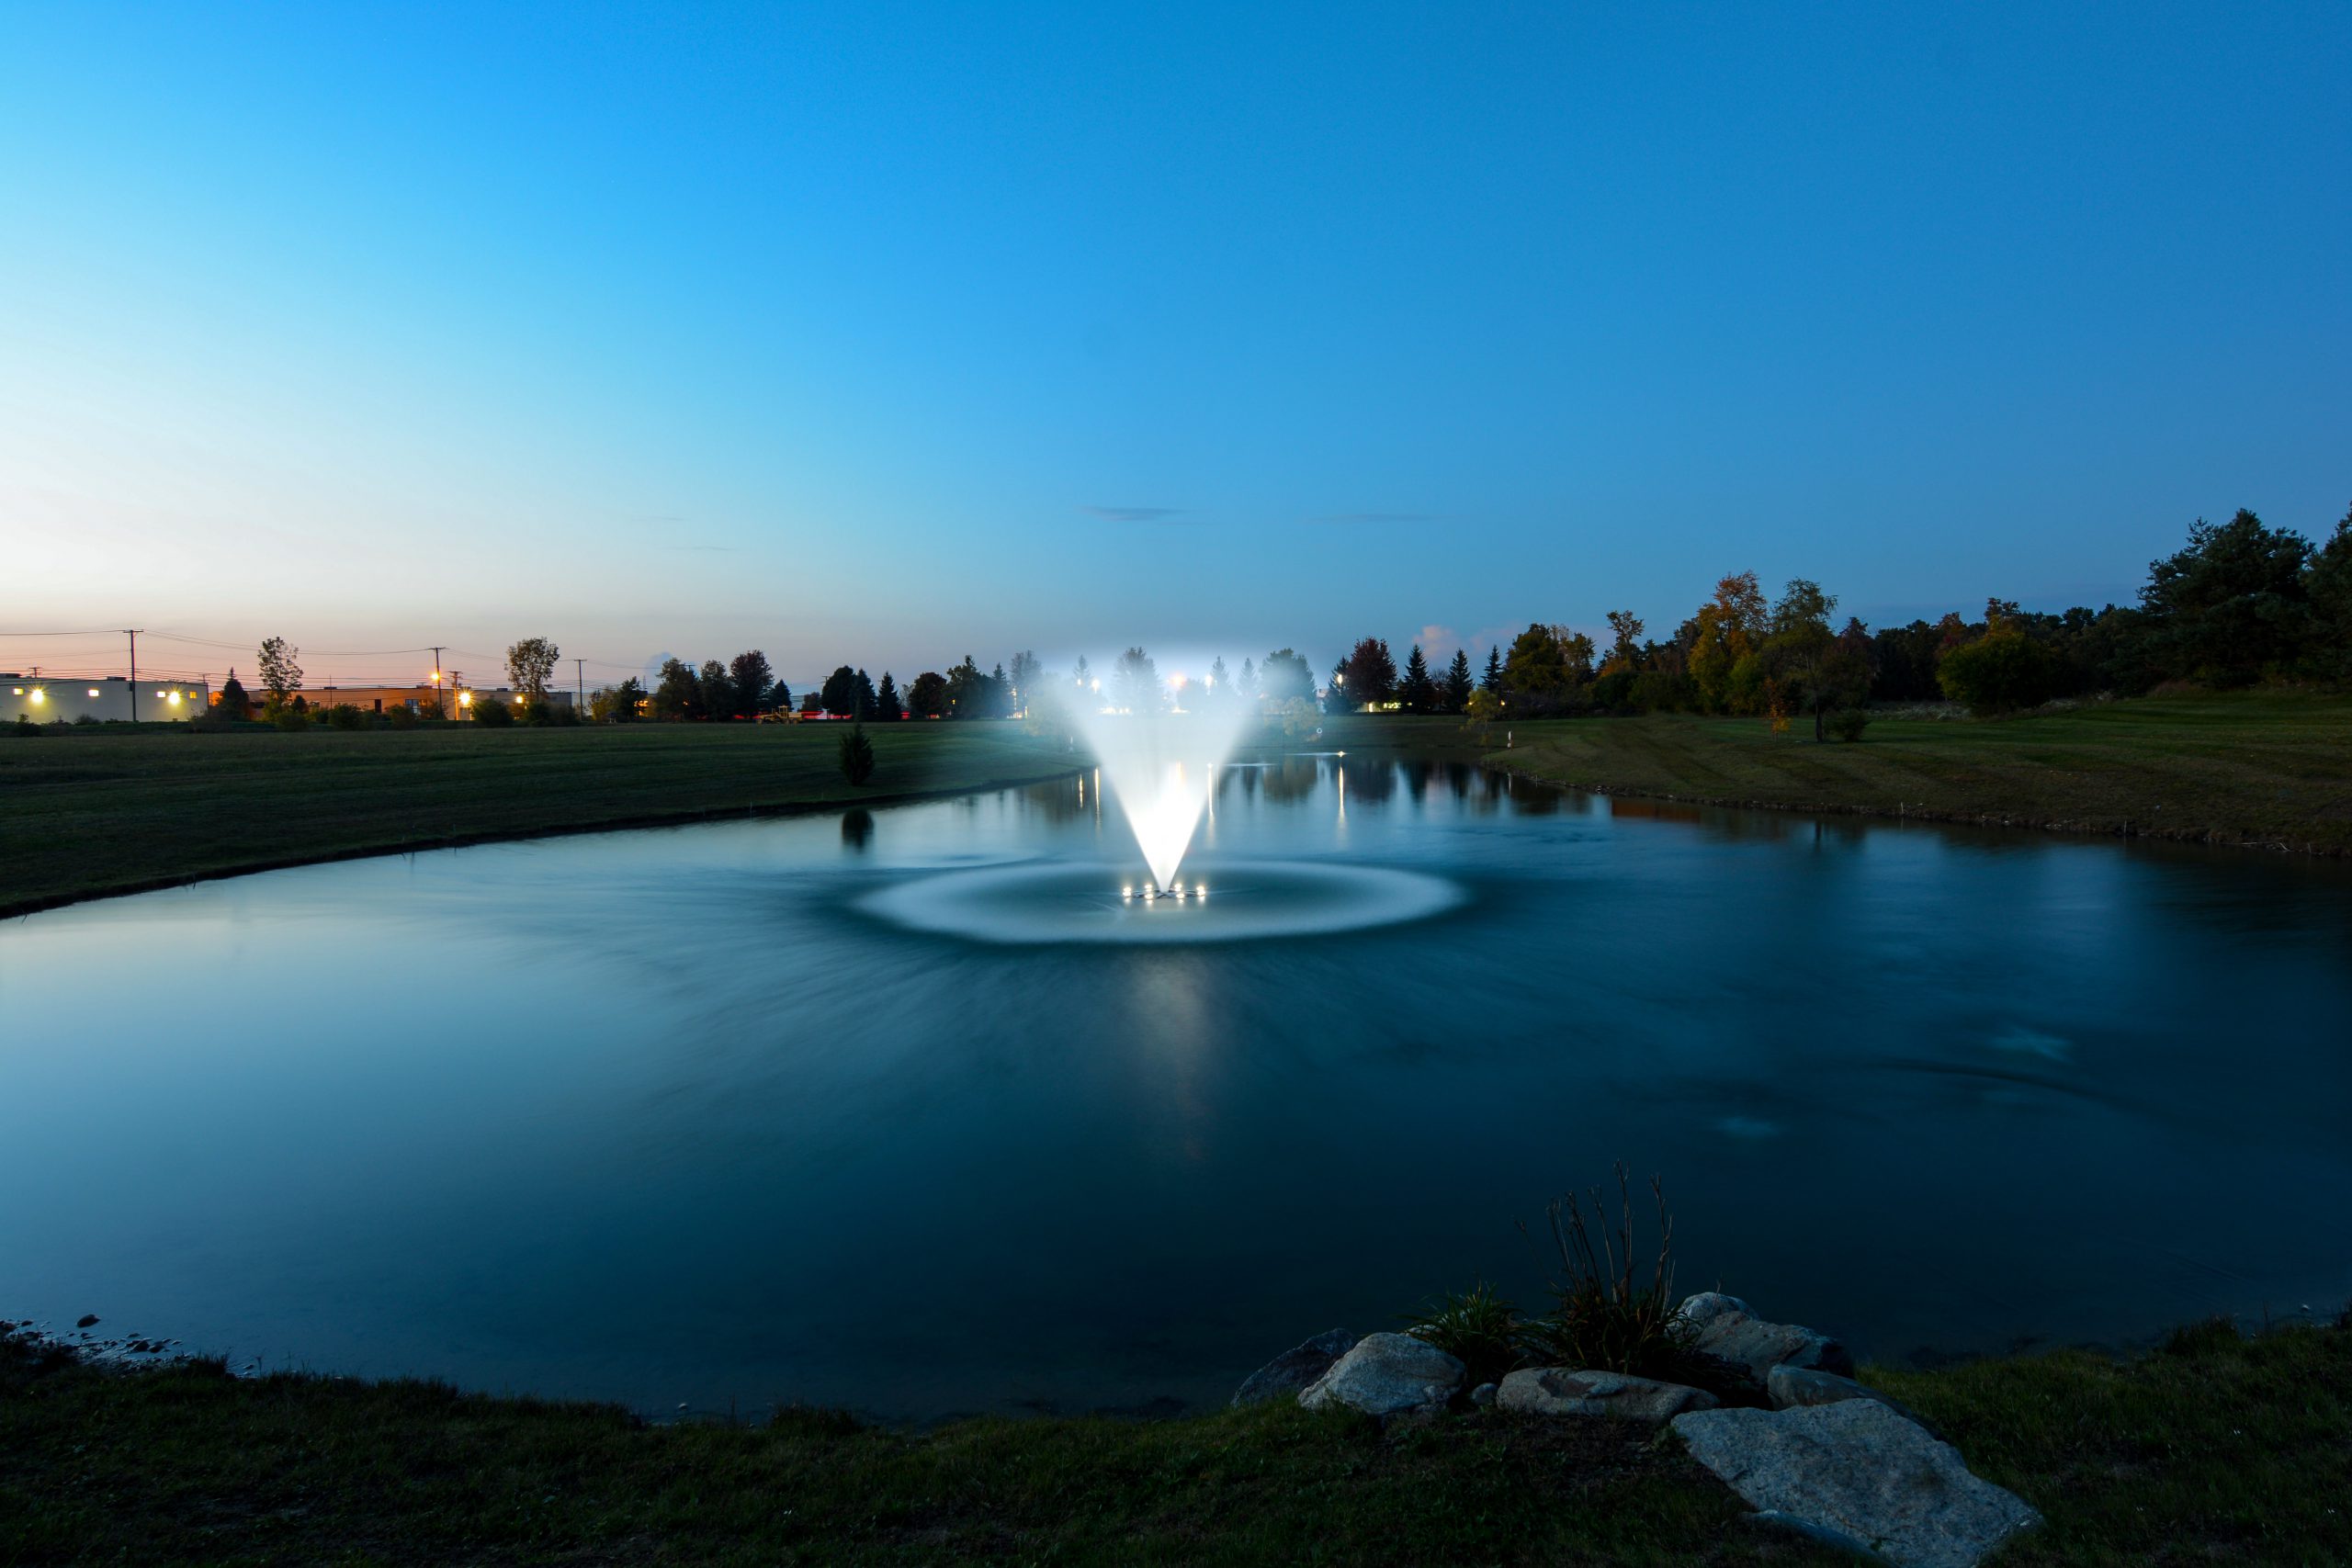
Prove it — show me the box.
[1343,761,1398,808]
[1258,756,1326,805]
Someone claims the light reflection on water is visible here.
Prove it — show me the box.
[3,755,2348,1420]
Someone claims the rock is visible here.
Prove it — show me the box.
[1672,1400,2041,1568]
[75,1314,99,1329]
[1769,1365,1943,1439]
[1232,1330,1359,1407]
[1673,1292,1854,1379]
[1298,1332,1465,1418]
[1496,1367,1719,1421]
[1469,1382,1498,1408]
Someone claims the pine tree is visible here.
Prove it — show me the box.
[854,668,878,720]
[1481,647,1503,693]
[1397,644,1436,713]
[1443,649,1474,713]
[839,723,876,784]
[874,671,901,720]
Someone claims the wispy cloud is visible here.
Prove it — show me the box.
[1082,504,1186,523]
[1305,511,1441,525]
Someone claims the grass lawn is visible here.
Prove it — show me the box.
[0,721,1077,919]
[4,1319,2345,1564]
[1428,690,2352,855]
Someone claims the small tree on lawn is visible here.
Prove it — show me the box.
[839,723,876,784]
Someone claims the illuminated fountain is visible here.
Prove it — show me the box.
[1068,670,1251,899]
[854,654,1463,945]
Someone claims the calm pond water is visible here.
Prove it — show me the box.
[5,756,2349,1421]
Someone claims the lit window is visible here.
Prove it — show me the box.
[88,689,100,697]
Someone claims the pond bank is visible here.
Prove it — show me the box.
[1409,691,2352,857]
[5,1312,2346,1563]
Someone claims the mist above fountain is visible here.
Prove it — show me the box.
[1068,667,1252,894]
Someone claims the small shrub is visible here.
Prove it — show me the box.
[2163,1315,2242,1357]
[270,705,311,732]
[322,704,368,731]
[10,716,40,738]
[386,703,420,730]
[1521,1165,1696,1382]
[470,697,514,728]
[1403,1281,1528,1387]
[1825,708,1871,742]
[839,723,876,784]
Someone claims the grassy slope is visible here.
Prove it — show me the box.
[4,1322,2346,1564]
[1442,691,2352,853]
[0,722,1076,918]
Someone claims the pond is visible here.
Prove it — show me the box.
[5,755,2349,1421]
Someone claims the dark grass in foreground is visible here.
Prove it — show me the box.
[0,722,1076,918]
[1433,690,2352,854]
[4,1323,2346,1565]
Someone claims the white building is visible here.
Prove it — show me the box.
[5,675,211,725]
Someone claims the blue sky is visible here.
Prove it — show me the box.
[4,2,2346,691]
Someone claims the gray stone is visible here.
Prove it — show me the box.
[1231,1330,1359,1407]
[1674,1292,1855,1379]
[1297,1332,1465,1418]
[1469,1382,1498,1408]
[1769,1365,1944,1439]
[1496,1367,1719,1421]
[1672,1400,2041,1568]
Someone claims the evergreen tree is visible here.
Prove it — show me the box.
[854,668,878,720]
[820,665,861,716]
[1397,644,1436,713]
[1480,647,1503,694]
[1442,649,1474,712]
[874,671,901,720]
[214,671,252,720]
[838,723,876,784]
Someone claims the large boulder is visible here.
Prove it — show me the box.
[1496,1367,1718,1421]
[1674,1292,1855,1380]
[1768,1365,1943,1439]
[1672,1400,2041,1568]
[1298,1332,1465,1418]
[1232,1329,1359,1407]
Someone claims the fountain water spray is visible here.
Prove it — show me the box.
[1069,676,1252,894]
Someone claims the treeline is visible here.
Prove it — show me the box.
[1337,503,2352,729]
[591,652,1036,722]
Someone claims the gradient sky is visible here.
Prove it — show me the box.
[5,2,2347,692]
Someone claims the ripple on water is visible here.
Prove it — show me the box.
[854,858,1465,945]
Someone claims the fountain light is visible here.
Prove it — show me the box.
[1072,672,1250,894]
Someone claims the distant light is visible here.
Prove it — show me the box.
[29,689,44,704]
[167,692,182,705]
[87,689,99,697]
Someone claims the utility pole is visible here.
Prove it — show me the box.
[574,658,585,710]
[124,629,142,724]
[431,645,447,718]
